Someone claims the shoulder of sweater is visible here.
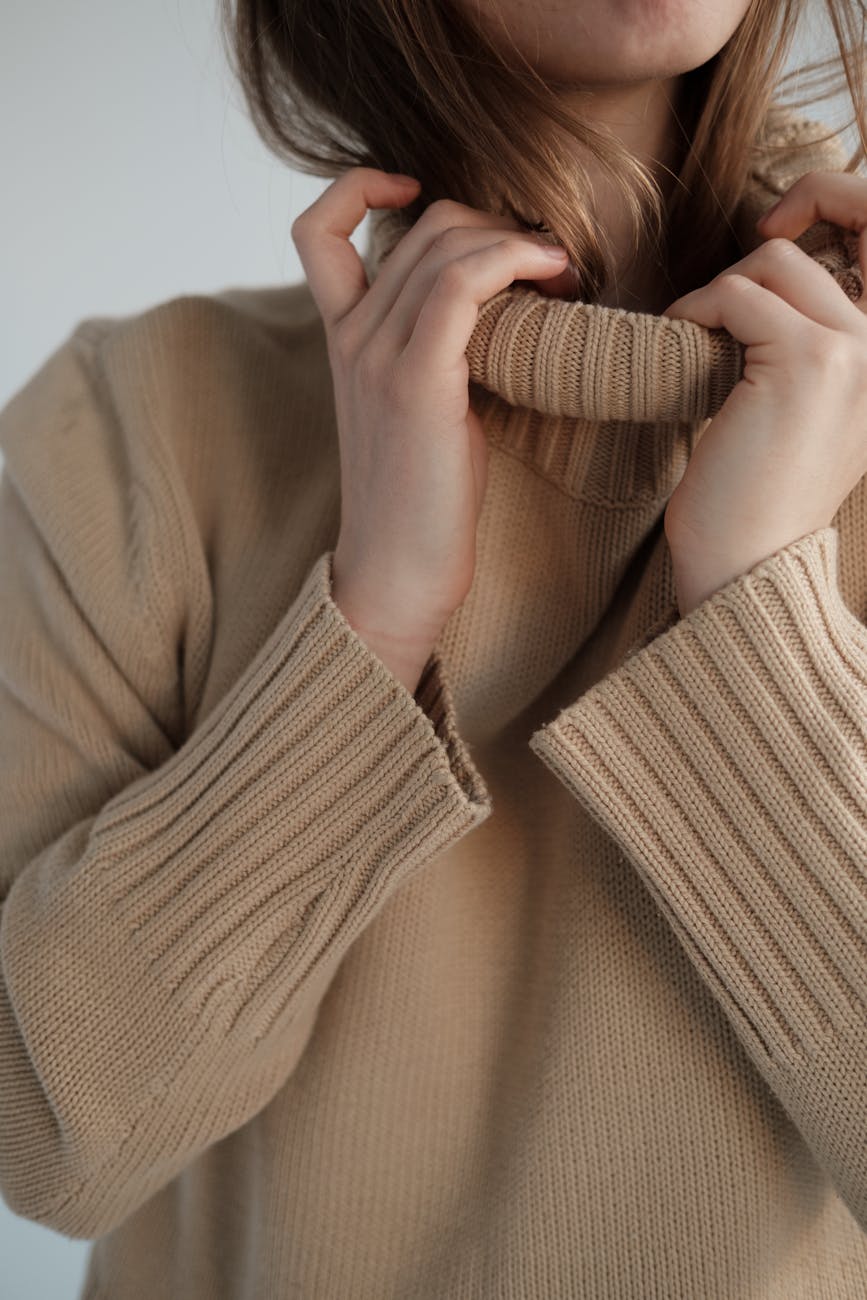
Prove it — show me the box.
[748,102,853,199]
[0,278,336,675]
[69,277,326,359]
[43,278,334,547]
[71,278,330,426]
[64,275,330,430]
[3,277,330,478]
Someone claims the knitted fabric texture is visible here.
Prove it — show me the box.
[1,104,866,1298]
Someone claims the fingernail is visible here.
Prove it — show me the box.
[540,245,569,259]
[389,174,420,187]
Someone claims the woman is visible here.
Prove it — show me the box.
[1,1,867,1296]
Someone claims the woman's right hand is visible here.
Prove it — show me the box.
[290,167,569,693]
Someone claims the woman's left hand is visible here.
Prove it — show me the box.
[661,170,867,617]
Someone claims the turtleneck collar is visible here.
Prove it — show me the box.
[362,107,862,429]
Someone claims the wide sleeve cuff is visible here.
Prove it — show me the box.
[2,543,492,1192]
[73,548,491,1020]
[528,525,867,1072]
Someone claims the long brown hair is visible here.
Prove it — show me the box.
[218,0,867,303]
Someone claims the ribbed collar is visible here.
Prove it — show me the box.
[362,110,862,434]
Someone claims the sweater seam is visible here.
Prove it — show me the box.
[72,318,197,619]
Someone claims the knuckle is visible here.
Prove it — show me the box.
[383,365,413,413]
[434,258,471,294]
[505,234,539,255]
[423,197,466,228]
[763,236,798,260]
[331,318,362,362]
[718,272,753,295]
[291,168,363,241]
[353,344,382,391]
[802,328,845,369]
[430,226,466,255]
[290,213,311,243]
[364,348,409,409]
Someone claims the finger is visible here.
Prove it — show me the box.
[290,168,420,328]
[375,224,567,354]
[359,199,530,340]
[401,238,570,378]
[757,169,867,241]
[661,271,823,354]
[665,237,858,333]
[757,169,867,306]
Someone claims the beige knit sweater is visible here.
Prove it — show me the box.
[1,104,866,1299]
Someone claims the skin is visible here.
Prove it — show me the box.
[462,0,755,310]
[297,0,809,684]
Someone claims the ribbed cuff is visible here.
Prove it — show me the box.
[102,547,489,1004]
[8,549,491,1067]
[529,526,867,1072]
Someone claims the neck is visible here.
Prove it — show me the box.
[532,73,689,313]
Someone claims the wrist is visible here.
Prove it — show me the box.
[331,585,439,696]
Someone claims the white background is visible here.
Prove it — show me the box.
[0,0,853,1295]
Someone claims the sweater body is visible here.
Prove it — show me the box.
[0,106,866,1299]
[83,395,867,1299]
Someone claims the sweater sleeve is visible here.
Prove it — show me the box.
[0,329,491,1241]
[528,525,867,1234]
